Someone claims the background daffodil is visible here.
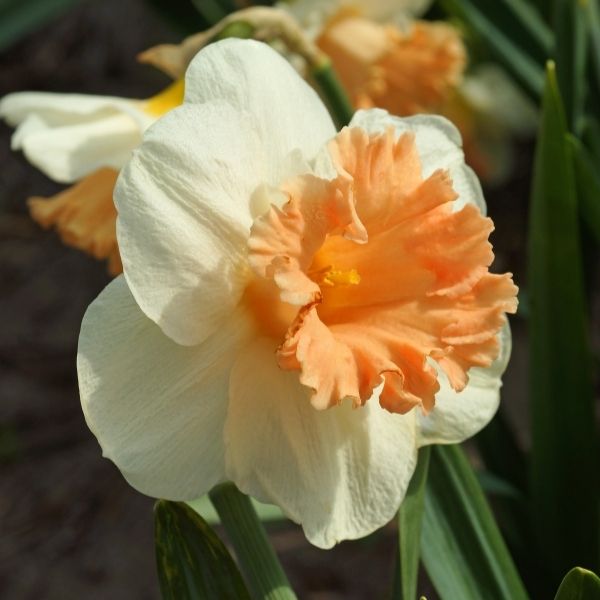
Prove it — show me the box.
[0,79,183,273]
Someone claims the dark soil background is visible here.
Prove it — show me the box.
[0,1,536,598]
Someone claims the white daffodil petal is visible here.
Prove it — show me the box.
[18,113,142,183]
[417,324,512,446]
[78,276,255,500]
[0,92,153,183]
[225,338,418,549]
[116,101,268,347]
[183,39,336,182]
[350,109,486,214]
[0,92,145,127]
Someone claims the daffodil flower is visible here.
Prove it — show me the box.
[282,0,535,183]
[282,0,465,116]
[78,39,517,548]
[0,80,184,273]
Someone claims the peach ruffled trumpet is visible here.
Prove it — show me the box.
[78,40,517,548]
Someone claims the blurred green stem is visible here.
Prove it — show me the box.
[310,58,354,128]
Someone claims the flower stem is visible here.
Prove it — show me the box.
[209,482,296,600]
[310,57,354,128]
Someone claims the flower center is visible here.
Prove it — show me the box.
[246,127,517,414]
[312,265,361,287]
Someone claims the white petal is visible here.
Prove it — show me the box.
[78,276,255,500]
[349,109,486,214]
[0,92,152,183]
[417,324,512,446]
[18,114,142,183]
[184,38,336,179]
[0,91,149,127]
[116,101,268,346]
[225,338,418,548]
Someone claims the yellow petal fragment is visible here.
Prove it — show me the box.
[143,79,185,117]
[320,267,361,287]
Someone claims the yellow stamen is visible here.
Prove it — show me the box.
[321,267,361,287]
[143,79,185,116]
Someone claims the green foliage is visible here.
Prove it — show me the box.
[420,445,528,600]
[554,568,600,600]
[394,447,431,600]
[154,500,251,600]
[528,62,599,580]
[439,0,546,98]
[0,0,83,52]
[553,0,588,133]
[209,483,296,600]
[570,134,600,244]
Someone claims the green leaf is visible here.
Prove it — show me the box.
[528,62,599,578]
[587,0,600,119]
[569,135,600,244]
[474,409,527,493]
[190,0,227,25]
[0,0,84,52]
[393,447,431,600]
[554,567,600,600]
[421,445,529,600]
[154,500,251,600]
[553,0,588,133]
[209,483,297,600]
[440,0,545,99]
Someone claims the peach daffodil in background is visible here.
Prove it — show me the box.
[78,39,517,547]
[0,79,184,274]
[282,0,535,183]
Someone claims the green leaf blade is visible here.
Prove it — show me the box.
[154,500,251,600]
[0,0,84,52]
[554,567,600,600]
[421,445,529,600]
[569,135,600,244]
[553,0,588,133]
[528,62,599,578]
[394,446,431,600]
[440,0,545,99]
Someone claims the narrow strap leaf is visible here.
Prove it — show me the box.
[421,445,529,600]
[569,134,600,244]
[154,500,251,600]
[440,0,544,99]
[553,0,588,133]
[528,62,599,579]
[554,567,600,600]
[0,0,84,52]
[393,446,431,600]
